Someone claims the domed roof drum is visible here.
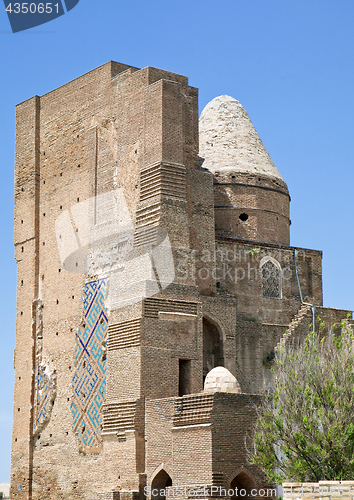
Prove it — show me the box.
[204,366,241,393]
[199,95,285,184]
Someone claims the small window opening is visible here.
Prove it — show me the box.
[261,260,281,299]
[179,359,191,396]
[239,213,248,222]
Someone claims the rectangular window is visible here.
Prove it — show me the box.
[179,359,191,396]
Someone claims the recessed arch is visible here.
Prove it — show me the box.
[259,256,282,270]
[229,470,256,499]
[203,315,224,381]
[260,257,282,299]
[151,469,172,500]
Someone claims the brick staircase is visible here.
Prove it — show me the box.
[275,304,312,353]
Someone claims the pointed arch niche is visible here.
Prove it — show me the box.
[151,469,172,500]
[230,471,255,499]
[260,257,282,299]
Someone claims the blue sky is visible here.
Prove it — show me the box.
[0,0,353,482]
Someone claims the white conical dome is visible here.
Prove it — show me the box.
[199,95,285,182]
[204,366,241,393]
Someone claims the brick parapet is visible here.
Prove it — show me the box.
[283,481,354,500]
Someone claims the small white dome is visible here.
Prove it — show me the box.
[204,366,241,393]
[199,95,285,183]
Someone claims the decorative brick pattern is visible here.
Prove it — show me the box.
[140,163,186,202]
[143,298,198,318]
[101,401,136,437]
[173,393,214,426]
[108,319,141,350]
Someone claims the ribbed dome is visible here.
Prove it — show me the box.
[204,366,241,393]
[199,95,285,182]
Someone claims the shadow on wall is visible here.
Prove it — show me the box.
[230,472,255,499]
[151,470,172,500]
[203,317,224,382]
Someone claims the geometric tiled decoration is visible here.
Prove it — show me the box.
[33,362,57,435]
[71,279,108,449]
[261,260,281,299]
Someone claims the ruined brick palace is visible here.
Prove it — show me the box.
[11,61,351,500]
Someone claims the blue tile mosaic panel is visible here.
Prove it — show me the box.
[71,279,108,448]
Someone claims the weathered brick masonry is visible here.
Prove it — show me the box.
[11,62,351,500]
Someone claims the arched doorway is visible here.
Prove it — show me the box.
[203,316,224,382]
[151,469,172,500]
[230,472,255,499]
